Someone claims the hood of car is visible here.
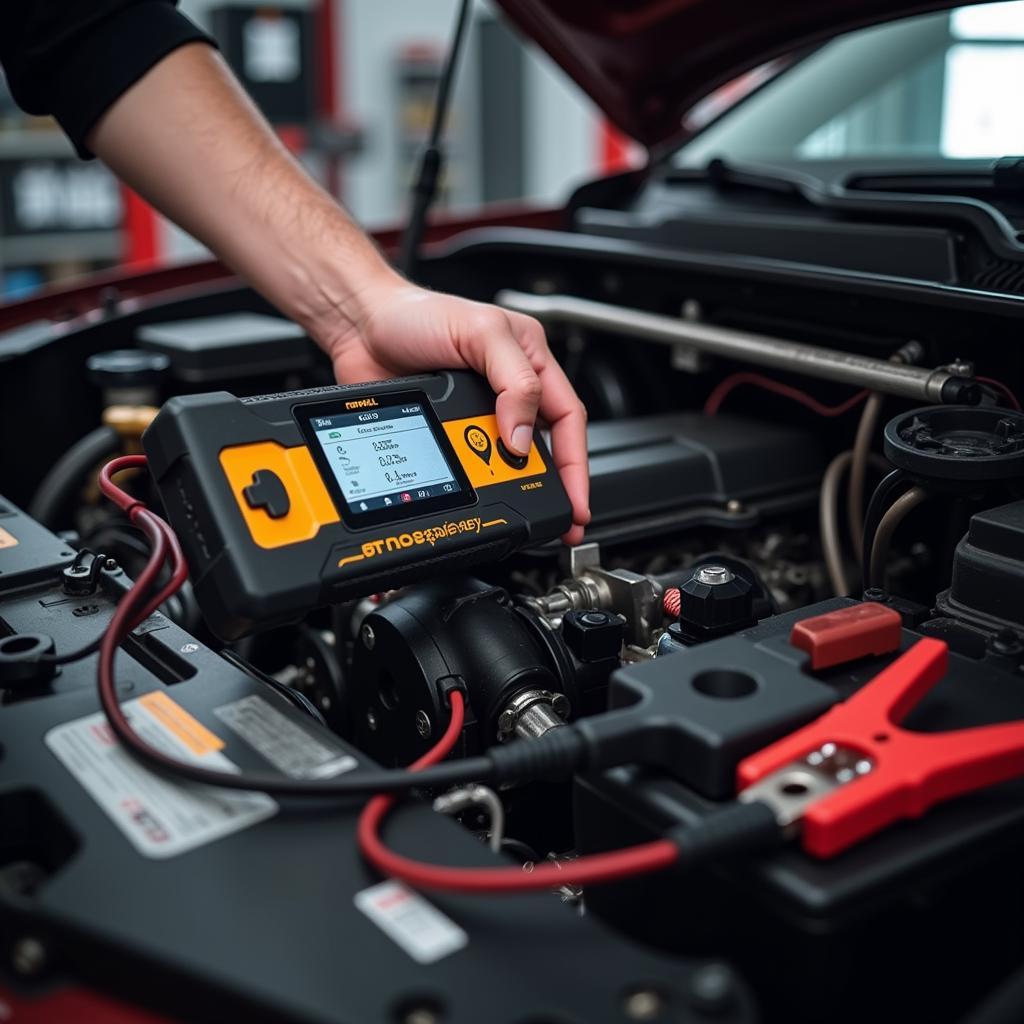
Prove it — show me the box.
[494,0,974,149]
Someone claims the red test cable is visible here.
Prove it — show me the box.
[357,697,680,892]
[704,372,869,417]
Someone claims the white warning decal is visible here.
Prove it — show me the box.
[355,880,468,964]
[214,694,357,779]
[46,691,276,859]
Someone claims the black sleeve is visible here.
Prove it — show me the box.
[0,1,216,159]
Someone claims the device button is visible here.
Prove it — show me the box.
[243,469,291,519]
[790,602,902,671]
[496,437,529,470]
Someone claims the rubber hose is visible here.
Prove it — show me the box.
[28,425,122,529]
[820,451,854,597]
[868,486,929,592]
[848,392,885,553]
[860,469,910,590]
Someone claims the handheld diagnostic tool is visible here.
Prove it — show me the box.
[143,371,571,639]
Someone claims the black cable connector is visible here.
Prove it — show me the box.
[666,800,784,870]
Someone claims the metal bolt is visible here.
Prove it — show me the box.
[366,709,378,732]
[624,988,664,1020]
[11,937,47,977]
[361,623,375,650]
[415,710,432,739]
[682,299,703,322]
[402,1008,440,1024]
[688,962,737,1015]
[104,557,118,571]
[695,565,735,586]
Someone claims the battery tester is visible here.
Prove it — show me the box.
[143,371,571,638]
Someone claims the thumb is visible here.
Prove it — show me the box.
[456,310,542,456]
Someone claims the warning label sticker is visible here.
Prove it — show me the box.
[214,694,358,779]
[355,880,468,964]
[45,692,277,859]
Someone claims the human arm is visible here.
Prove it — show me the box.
[0,6,589,541]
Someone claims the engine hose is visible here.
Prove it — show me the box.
[821,451,854,597]
[28,424,122,529]
[868,486,929,592]
[847,393,885,554]
[860,469,911,591]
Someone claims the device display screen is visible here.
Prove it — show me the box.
[296,390,474,527]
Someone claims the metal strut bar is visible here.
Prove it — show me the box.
[497,290,979,405]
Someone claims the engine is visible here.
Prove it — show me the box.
[2,241,1024,1024]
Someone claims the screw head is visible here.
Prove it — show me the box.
[688,962,737,1015]
[623,988,664,1020]
[695,565,735,587]
[11,937,47,977]
[361,624,375,650]
[402,1009,439,1024]
[415,710,432,738]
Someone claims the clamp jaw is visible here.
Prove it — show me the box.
[738,637,1024,858]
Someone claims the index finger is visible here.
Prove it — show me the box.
[536,357,590,545]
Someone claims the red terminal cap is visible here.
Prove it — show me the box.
[790,602,902,671]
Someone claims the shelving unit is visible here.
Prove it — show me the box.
[0,84,122,298]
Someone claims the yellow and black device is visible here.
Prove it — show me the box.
[143,371,571,639]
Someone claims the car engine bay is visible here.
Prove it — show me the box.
[2,218,1024,1024]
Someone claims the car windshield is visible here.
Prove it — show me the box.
[674,1,1024,167]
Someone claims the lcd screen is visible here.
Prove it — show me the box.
[296,390,473,527]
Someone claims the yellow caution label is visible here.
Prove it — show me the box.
[138,691,224,756]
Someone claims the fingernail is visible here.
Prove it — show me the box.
[511,425,532,455]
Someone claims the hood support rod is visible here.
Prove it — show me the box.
[497,290,977,405]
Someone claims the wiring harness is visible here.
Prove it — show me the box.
[79,455,784,893]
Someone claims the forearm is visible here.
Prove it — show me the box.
[87,43,398,344]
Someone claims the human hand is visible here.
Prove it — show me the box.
[316,275,590,544]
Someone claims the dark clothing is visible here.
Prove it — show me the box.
[0,1,214,158]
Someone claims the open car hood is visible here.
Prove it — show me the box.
[494,0,975,150]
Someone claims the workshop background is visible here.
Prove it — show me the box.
[5,1,1024,299]
[0,0,641,300]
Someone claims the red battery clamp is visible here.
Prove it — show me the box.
[738,606,1024,858]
